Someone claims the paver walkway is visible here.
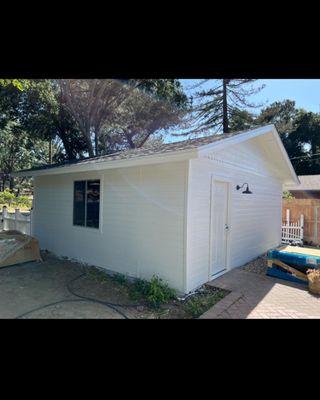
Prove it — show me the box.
[200,268,320,319]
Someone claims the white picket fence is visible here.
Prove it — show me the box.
[0,206,31,235]
[282,209,304,245]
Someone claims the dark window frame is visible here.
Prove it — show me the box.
[73,179,100,229]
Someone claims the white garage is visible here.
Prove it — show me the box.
[14,124,298,293]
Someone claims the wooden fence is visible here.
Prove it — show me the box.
[282,199,320,245]
[0,206,31,235]
[282,209,304,245]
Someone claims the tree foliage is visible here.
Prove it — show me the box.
[0,119,50,190]
[0,79,188,190]
[17,80,87,161]
[60,79,188,156]
[0,79,31,91]
[191,79,265,134]
[256,100,320,174]
[59,79,132,157]
[229,99,320,175]
[3,76,320,191]
[100,80,188,152]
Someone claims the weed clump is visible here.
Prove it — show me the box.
[130,275,176,308]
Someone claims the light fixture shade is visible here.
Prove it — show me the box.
[236,183,252,194]
[242,186,252,194]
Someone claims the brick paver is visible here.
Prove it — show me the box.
[200,268,320,319]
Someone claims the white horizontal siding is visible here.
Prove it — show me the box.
[186,139,282,292]
[33,161,187,292]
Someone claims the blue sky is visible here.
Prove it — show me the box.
[180,79,320,114]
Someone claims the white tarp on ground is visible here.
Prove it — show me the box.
[0,230,41,268]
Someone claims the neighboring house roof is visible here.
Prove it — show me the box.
[286,175,320,191]
[12,124,299,185]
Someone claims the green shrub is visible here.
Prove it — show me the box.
[130,275,176,308]
[0,189,15,205]
[0,190,32,209]
[13,196,32,208]
[283,190,294,200]
[111,273,128,285]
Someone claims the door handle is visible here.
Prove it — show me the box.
[225,224,229,231]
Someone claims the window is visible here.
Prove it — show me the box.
[73,180,100,229]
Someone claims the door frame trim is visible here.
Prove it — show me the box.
[208,175,232,281]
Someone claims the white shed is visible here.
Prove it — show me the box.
[13,124,298,293]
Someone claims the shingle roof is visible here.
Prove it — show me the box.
[288,175,320,191]
[15,126,266,174]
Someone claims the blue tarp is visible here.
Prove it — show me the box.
[266,266,308,285]
[266,246,320,285]
[268,248,319,271]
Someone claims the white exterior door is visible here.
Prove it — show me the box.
[210,180,229,277]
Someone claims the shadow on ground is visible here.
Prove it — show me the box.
[202,268,320,319]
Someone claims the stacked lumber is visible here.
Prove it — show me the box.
[267,245,320,285]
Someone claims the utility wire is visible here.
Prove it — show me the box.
[290,152,320,161]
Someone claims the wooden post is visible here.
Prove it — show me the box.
[314,206,318,245]
[49,139,53,165]
[15,208,20,231]
[286,209,290,225]
[300,214,304,242]
[30,208,33,236]
[2,206,7,230]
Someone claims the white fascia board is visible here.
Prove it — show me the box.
[197,125,276,155]
[197,124,300,185]
[270,125,300,185]
[12,148,198,178]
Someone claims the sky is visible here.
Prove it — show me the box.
[180,79,320,114]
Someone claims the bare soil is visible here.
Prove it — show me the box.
[0,251,227,319]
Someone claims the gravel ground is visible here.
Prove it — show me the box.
[240,253,268,275]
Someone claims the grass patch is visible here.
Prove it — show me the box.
[184,287,227,318]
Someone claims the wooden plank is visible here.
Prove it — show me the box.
[268,258,308,282]
[267,266,308,285]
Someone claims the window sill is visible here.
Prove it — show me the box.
[72,224,102,234]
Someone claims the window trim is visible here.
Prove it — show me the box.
[73,178,102,231]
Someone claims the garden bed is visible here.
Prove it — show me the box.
[74,259,229,319]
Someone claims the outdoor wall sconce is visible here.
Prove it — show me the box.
[236,183,252,194]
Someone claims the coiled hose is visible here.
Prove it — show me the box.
[15,272,140,319]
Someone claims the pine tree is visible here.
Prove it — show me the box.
[192,79,265,134]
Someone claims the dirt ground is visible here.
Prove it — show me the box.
[0,252,226,319]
